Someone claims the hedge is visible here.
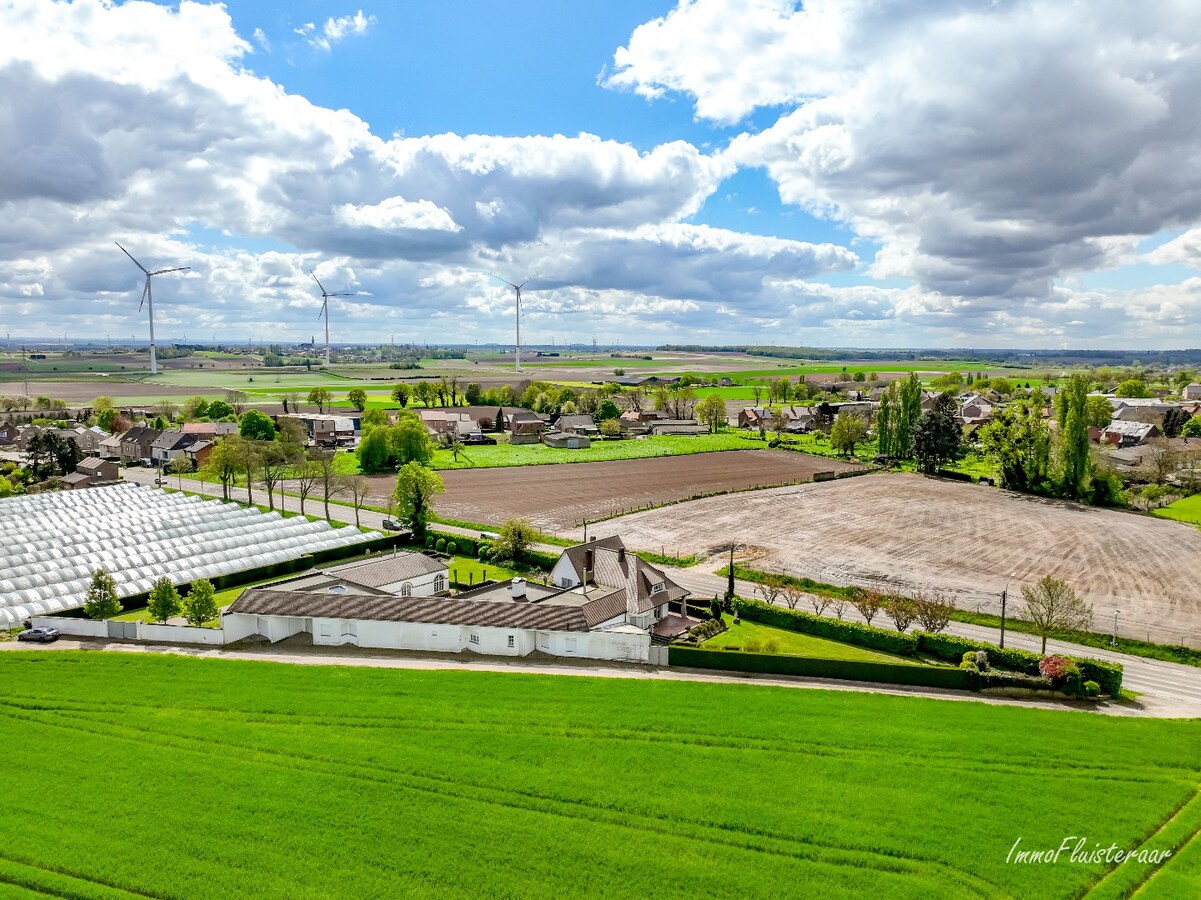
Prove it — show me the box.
[736,598,920,657]
[913,631,1123,697]
[735,598,1123,696]
[670,646,969,690]
[962,669,1055,692]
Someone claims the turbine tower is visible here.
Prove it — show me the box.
[115,242,189,375]
[490,275,529,372]
[310,271,353,366]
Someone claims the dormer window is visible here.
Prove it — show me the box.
[651,582,665,594]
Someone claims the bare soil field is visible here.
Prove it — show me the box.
[358,450,863,533]
[604,472,1201,637]
[0,380,201,404]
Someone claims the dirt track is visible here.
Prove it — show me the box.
[356,450,862,533]
[602,473,1201,637]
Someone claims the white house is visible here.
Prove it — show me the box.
[222,538,689,663]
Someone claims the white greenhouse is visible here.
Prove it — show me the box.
[0,483,380,626]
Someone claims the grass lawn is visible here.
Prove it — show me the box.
[1152,494,1201,526]
[446,554,520,587]
[0,653,1198,898]
[705,615,922,665]
[430,432,756,469]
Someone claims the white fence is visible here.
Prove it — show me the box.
[32,616,226,644]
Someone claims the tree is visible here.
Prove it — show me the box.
[311,448,341,521]
[780,583,804,610]
[356,426,394,474]
[912,409,961,474]
[147,576,182,623]
[600,418,622,438]
[464,382,481,405]
[200,437,240,500]
[755,572,786,606]
[166,456,194,490]
[293,456,321,517]
[830,412,867,457]
[979,402,1051,493]
[491,517,539,562]
[1143,437,1181,484]
[1162,407,1191,438]
[913,590,954,633]
[282,391,301,414]
[183,578,219,627]
[238,409,276,441]
[206,399,234,420]
[231,436,261,506]
[696,394,727,433]
[885,595,918,632]
[1085,395,1114,429]
[391,415,434,466]
[1114,379,1150,399]
[340,475,372,527]
[361,407,389,429]
[391,384,411,407]
[896,372,923,458]
[258,442,292,511]
[876,382,897,458]
[1183,415,1201,438]
[597,399,621,421]
[83,569,121,620]
[1054,373,1091,500]
[347,387,368,412]
[1021,576,1093,653]
[413,381,434,407]
[808,593,832,617]
[392,461,444,538]
[307,387,332,413]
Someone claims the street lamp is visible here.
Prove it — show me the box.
[1000,572,1017,649]
[1112,610,1120,646]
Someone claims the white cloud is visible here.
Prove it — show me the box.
[335,197,462,233]
[295,10,376,52]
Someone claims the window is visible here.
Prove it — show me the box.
[469,633,480,645]
[401,582,412,597]
[565,637,578,654]
[652,582,665,594]
[537,632,550,650]
[507,635,515,648]
[328,585,347,594]
[560,577,573,588]
[434,574,446,593]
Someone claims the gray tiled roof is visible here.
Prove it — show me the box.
[229,588,590,631]
[322,551,447,587]
[562,537,687,614]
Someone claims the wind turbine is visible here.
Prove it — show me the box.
[115,242,189,375]
[490,274,529,372]
[310,270,353,366]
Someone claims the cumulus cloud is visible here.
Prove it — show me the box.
[295,10,376,52]
[611,0,1201,318]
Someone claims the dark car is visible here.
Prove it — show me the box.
[463,432,497,445]
[381,519,402,531]
[17,626,60,643]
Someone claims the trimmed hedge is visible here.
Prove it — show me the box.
[737,598,920,657]
[963,669,1055,692]
[735,598,1124,696]
[670,646,968,690]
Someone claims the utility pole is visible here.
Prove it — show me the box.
[999,572,1016,649]
[1112,610,1119,646]
[724,542,736,605]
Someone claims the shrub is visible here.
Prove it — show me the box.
[477,544,488,559]
[745,639,762,653]
[763,638,780,654]
[446,541,457,555]
[963,669,1055,691]
[435,538,447,553]
[960,660,979,671]
[737,597,920,657]
[425,535,435,548]
[962,651,977,666]
[1083,680,1101,697]
[1039,655,1073,680]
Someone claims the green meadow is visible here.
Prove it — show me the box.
[0,653,1198,899]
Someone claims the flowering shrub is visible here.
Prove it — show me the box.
[1039,655,1073,679]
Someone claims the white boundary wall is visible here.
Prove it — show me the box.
[31,617,108,638]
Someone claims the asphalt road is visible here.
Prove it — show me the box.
[117,468,1201,715]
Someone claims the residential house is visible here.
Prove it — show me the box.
[738,407,772,429]
[1184,384,1201,401]
[0,422,19,445]
[76,457,120,483]
[556,414,599,437]
[98,432,124,460]
[274,413,359,447]
[182,422,238,437]
[419,409,479,439]
[1101,420,1160,447]
[957,395,994,427]
[222,537,690,662]
[508,411,547,445]
[184,440,213,469]
[647,419,708,436]
[151,430,198,467]
[118,426,162,464]
[266,551,449,598]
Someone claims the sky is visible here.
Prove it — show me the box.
[4,0,1201,349]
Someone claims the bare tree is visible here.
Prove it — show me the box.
[751,382,763,406]
[294,456,321,517]
[780,583,804,610]
[809,593,832,617]
[232,437,261,506]
[283,391,301,414]
[913,589,955,633]
[755,572,786,606]
[225,389,249,416]
[1143,437,1181,485]
[340,474,372,527]
[830,596,848,620]
[850,587,886,626]
[259,442,291,512]
[885,595,918,632]
[1022,576,1093,653]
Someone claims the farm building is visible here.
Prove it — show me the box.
[0,483,380,627]
[543,431,591,449]
[223,536,691,662]
[1185,384,1201,401]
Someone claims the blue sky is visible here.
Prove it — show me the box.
[5,1,1201,348]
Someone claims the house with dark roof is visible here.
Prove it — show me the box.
[507,411,547,444]
[151,430,198,466]
[221,537,689,661]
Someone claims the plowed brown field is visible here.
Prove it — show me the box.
[605,472,1201,636]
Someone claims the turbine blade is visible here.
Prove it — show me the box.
[489,273,518,290]
[138,279,149,312]
[310,271,328,295]
[150,266,190,275]
[115,241,149,274]
[332,291,354,296]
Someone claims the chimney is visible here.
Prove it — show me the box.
[509,577,527,601]
[584,548,594,574]
[618,547,626,564]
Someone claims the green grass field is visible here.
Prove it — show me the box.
[705,616,922,665]
[1152,494,1201,526]
[430,432,755,469]
[0,653,1197,898]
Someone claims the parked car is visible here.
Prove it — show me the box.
[463,432,497,445]
[154,477,165,486]
[17,626,59,643]
[381,519,402,531]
